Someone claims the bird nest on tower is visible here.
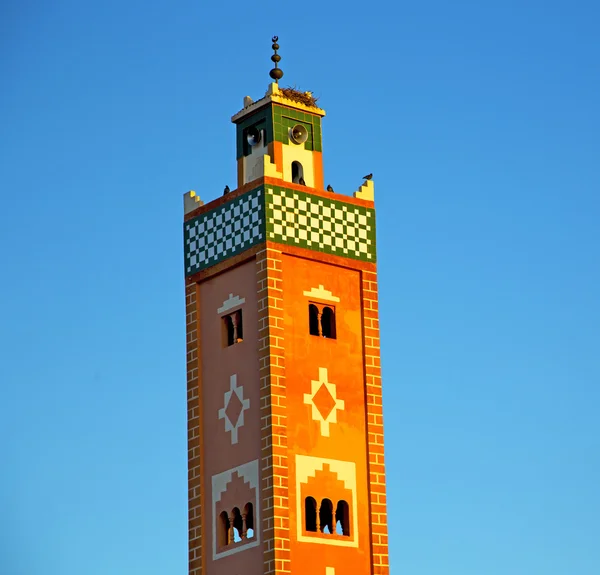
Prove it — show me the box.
[280,86,319,108]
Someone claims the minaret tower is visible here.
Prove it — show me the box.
[183,38,389,575]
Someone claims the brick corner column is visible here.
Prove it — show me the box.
[186,280,204,575]
[361,269,390,575]
[257,246,291,575]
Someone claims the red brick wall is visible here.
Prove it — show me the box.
[361,270,389,574]
[256,246,291,574]
[186,281,203,575]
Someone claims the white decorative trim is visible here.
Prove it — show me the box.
[184,190,204,215]
[212,459,260,505]
[295,454,358,547]
[218,374,250,445]
[212,459,260,560]
[303,285,340,303]
[303,367,345,437]
[326,568,336,575]
[218,293,246,315]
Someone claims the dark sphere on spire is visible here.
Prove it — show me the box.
[269,35,283,82]
[270,68,284,81]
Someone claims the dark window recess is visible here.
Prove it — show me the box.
[305,496,317,532]
[292,161,304,184]
[303,496,351,537]
[321,306,336,338]
[223,309,244,347]
[217,502,257,547]
[319,498,334,534]
[335,500,350,536]
[218,511,230,547]
[232,507,243,535]
[235,310,243,341]
[309,304,320,336]
[244,502,254,537]
[223,315,234,346]
[232,507,243,542]
[308,303,336,339]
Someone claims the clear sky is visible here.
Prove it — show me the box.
[1,1,599,574]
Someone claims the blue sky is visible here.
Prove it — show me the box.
[1,0,599,573]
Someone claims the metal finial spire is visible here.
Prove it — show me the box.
[269,36,284,83]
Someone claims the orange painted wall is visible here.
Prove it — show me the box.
[312,151,324,190]
[281,254,372,573]
[198,259,264,575]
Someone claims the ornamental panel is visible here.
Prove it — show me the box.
[264,186,376,263]
[184,188,264,276]
[184,185,376,276]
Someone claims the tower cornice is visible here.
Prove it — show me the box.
[231,83,326,124]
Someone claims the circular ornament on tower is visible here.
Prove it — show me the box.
[290,124,308,145]
[246,126,261,146]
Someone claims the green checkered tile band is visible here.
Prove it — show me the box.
[183,186,376,275]
[184,188,264,276]
[264,186,376,262]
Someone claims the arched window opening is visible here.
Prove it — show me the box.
[292,161,304,184]
[232,507,243,542]
[244,502,254,538]
[234,310,244,342]
[305,497,317,532]
[222,310,244,347]
[218,511,230,547]
[335,500,350,536]
[223,315,235,346]
[321,306,336,339]
[319,498,334,534]
[309,304,320,336]
[309,303,337,339]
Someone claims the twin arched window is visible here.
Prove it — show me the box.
[309,304,336,339]
[304,497,350,536]
[223,309,243,347]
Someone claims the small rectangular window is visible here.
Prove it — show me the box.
[222,310,243,347]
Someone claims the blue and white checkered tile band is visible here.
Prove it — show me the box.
[184,188,264,275]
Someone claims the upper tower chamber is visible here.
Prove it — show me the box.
[183,38,388,575]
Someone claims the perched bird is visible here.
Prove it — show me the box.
[362,173,373,180]
[223,185,230,195]
[299,177,306,186]
[326,184,334,192]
